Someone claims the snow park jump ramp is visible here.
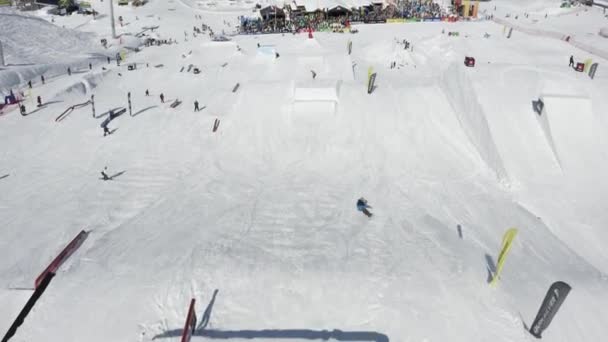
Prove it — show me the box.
[439,63,508,180]
[291,79,340,118]
[537,95,605,174]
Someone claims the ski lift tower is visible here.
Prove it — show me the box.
[109,0,117,38]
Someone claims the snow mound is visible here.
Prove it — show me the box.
[537,95,598,173]
[0,12,100,65]
[600,27,608,38]
[440,63,507,179]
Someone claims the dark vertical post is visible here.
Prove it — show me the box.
[91,95,96,118]
[128,92,132,116]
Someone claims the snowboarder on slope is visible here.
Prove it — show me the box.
[101,167,110,180]
[356,197,373,218]
[569,55,574,68]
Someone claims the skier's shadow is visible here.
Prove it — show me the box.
[485,253,497,284]
[100,171,126,180]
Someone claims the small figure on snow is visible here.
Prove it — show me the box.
[19,104,26,116]
[311,70,317,79]
[89,63,92,70]
[194,100,200,112]
[103,125,111,136]
[41,75,45,84]
[356,197,373,218]
[67,67,72,76]
[37,96,42,107]
[569,55,575,68]
[160,93,165,103]
[145,89,150,96]
[101,167,110,180]
[107,56,111,64]
[28,80,32,89]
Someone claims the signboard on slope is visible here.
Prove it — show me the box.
[529,281,572,338]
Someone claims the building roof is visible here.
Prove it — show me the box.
[290,0,380,11]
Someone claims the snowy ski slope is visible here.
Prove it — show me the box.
[1,0,608,341]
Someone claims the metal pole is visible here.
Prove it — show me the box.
[109,0,116,38]
[128,92,132,116]
[91,95,96,118]
[0,40,5,67]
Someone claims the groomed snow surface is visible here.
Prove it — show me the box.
[1,0,608,341]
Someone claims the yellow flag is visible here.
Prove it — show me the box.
[463,0,470,18]
[490,228,518,286]
[584,58,593,72]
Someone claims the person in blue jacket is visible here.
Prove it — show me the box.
[356,197,373,218]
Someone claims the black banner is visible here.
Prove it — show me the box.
[529,281,571,339]
[2,273,55,342]
[589,63,598,80]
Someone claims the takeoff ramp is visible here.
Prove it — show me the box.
[537,95,602,174]
[291,80,340,119]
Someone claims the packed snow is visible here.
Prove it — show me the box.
[1,0,608,342]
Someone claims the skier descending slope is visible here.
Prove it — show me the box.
[356,198,373,218]
[101,167,110,180]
